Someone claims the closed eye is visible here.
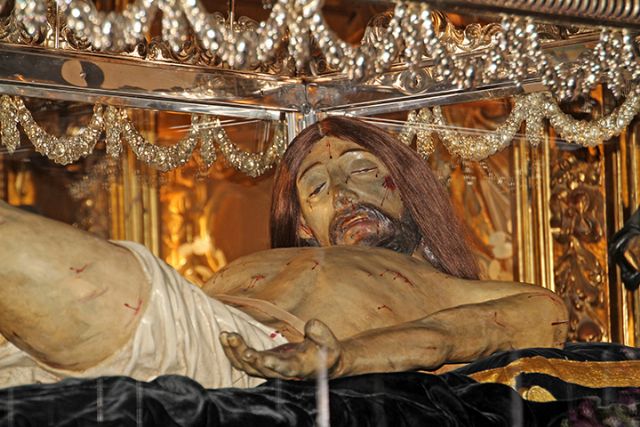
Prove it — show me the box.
[309,182,326,197]
[351,167,378,175]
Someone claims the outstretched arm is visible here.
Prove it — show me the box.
[221,285,568,380]
[336,289,568,377]
[0,200,150,371]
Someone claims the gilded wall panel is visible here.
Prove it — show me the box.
[158,164,274,287]
[156,114,275,286]
[433,94,619,343]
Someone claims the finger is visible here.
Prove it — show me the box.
[223,333,264,377]
[230,336,266,378]
[223,333,302,379]
[219,332,245,371]
[303,320,344,375]
[305,319,339,348]
[238,349,267,378]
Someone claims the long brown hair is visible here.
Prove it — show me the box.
[270,116,479,280]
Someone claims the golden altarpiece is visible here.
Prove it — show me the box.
[0,0,639,349]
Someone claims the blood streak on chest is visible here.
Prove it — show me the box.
[244,274,266,291]
[124,298,143,316]
[380,269,415,288]
[70,263,89,274]
[492,311,506,328]
[377,304,393,313]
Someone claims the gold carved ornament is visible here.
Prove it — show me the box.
[470,356,640,401]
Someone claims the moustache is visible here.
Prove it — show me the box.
[329,203,395,244]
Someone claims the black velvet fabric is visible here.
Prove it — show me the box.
[0,343,639,427]
[609,206,640,290]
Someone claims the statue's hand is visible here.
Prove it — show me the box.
[220,319,343,380]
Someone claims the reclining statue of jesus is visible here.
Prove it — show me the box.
[0,117,568,389]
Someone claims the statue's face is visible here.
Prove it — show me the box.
[296,137,419,253]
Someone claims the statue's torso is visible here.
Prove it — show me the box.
[204,246,460,340]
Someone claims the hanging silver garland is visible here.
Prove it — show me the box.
[0,96,287,177]
[2,89,639,169]
[400,86,640,161]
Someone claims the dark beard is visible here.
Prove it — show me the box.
[325,203,421,255]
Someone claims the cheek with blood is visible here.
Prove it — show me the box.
[382,176,396,191]
[380,175,396,206]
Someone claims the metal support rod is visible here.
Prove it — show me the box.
[285,112,302,144]
[324,79,545,117]
[53,0,60,50]
[364,0,640,29]
[228,0,235,31]
[430,0,640,29]
[284,109,320,144]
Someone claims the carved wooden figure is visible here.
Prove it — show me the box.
[0,117,568,388]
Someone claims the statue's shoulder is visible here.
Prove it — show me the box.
[202,247,322,294]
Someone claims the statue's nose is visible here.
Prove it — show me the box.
[332,184,358,210]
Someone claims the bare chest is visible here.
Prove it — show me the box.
[208,248,454,338]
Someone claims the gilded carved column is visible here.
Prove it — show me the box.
[550,145,610,342]
[630,123,640,345]
[513,135,555,290]
[108,109,161,254]
[0,155,5,200]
